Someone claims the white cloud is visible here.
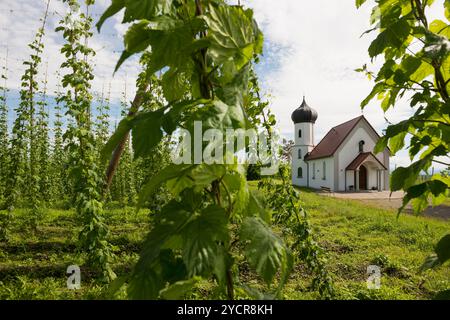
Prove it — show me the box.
[0,0,139,105]
[0,0,447,171]
[247,0,448,171]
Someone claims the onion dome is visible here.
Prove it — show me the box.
[291,97,318,124]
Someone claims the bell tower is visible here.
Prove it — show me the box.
[291,97,318,186]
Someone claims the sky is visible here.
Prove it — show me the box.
[0,0,448,171]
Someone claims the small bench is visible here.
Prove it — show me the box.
[321,186,331,193]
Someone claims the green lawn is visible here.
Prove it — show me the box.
[282,188,450,300]
[0,189,448,300]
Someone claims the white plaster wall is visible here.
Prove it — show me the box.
[367,165,378,190]
[345,170,355,190]
[294,123,314,148]
[292,122,315,187]
[337,120,387,191]
[308,157,334,190]
[292,145,309,187]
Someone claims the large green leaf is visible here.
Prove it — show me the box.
[138,164,194,208]
[388,131,407,153]
[204,4,263,70]
[240,217,292,285]
[445,0,450,21]
[166,164,226,196]
[187,99,247,133]
[181,205,230,279]
[159,277,201,300]
[436,234,450,265]
[115,20,153,72]
[368,18,410,58]
[356,0,368,9]
[433,289,450,300]
[128,201,193,299]
[97,0,175,31]
[430,20,450,39]
[130,109,165,159]
[115,15,205,73]
[145,17,206,74]
[96,0,125,31]
[122,0,174,23]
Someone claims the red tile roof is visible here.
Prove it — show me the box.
[305,116,365,161]
[346,152,387,170]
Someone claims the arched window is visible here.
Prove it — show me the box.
[312,163,316,179]
[298,149,302,159]
[359,140,365,153]
[322,161,326,180]
[298,129,302,138]
[298,167,303,178]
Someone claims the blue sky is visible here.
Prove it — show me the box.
[0,0,448,171]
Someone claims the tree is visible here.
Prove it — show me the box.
[51,78,68,203]
[356,0,450,271]
[57,0,114,281]
[0,49,9,206]
[0,49,11,241]
[99,0,292,299]
[5,0,50,221]
[36,64,51,206]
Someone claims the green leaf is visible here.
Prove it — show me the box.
[388,131,407,153]
[391,167,415,191]
[190,165,226,187]
[161,67,188,102]
[159,277,201,300]
[240,217,292,285]
[101,117,132,163]
[165,164,226,196]
[430,20,450,39]
[222,170,250,217]
[356,0,368,9]
[368,18,410,58]
[396,55,422,84]
[131,109,165,159]
[410,193,429,214]
[138,164,194,208]
[374,136,389,154]
[127,268,163,300]
[361,82,385,108]
[162,99,208,134]
[145,17,205,74]
[247,190,271,223]
[433,289,450,300]
[188,99,247,132]
[115,20,153,72]
[181,205,230,279]
[122,0,174,23]
[435,234,450,265]
[410,60,434,83]
[445,0,450,21]
[128,201,193,299]
[96,0,125,31]
[204,4,263,70]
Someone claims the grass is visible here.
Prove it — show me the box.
[0,207,149,299]
[0,189,449,300]
[281,187,450,300]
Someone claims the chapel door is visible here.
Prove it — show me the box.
[359,165,367,190]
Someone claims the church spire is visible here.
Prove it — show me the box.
[291,96,318,124]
